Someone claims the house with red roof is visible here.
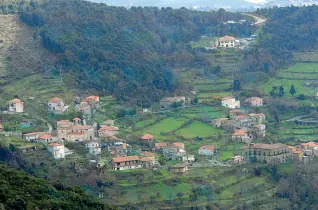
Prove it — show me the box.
[112,156,142,170]
[218,36,236,48]
[248,113,265,124]
[232,129,252,143]
[39,133,54,144]
[56,119,94,141]
[23,132,39,142]
[98,126,119,137]
[141,133,153,143]
[198,145,215,156]
[155,142,168,151]
[8,98,24,113]
[47,142,65,159]
[48,97,68,114]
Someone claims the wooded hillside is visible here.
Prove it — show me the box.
[19,0,253,103]
[0,163,115,209]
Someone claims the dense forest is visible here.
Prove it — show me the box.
[0,163,115,209]
[242,6,318,76]
[19,0,253,103]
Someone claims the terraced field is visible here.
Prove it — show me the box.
[259,62,318,96]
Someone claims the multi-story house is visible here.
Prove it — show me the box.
[243,143,290,164]
[47,143,65,159]
[249,113,266,125]
[23,132,39,142]
[111,156,142,170]
[245,97,263,107]
[218,36,236,48]
[8,98,24,113]
[221,96,240,109]
[232,129,252,143]
[48,97,68,114]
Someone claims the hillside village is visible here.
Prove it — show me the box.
[3,89,317,176]
[1,3,318,208]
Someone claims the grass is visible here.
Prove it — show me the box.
[191,36,218,48]
[259,62,318,96]
[175,121,223,139]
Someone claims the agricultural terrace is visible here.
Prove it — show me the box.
[259,62,318,97]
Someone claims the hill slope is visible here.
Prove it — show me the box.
[0,163,114,209]
[0,14,56,85]
[19,0,253,103]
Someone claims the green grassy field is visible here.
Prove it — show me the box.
[191,36,218,48]
[259,62,318,96]
[175,121,223,139]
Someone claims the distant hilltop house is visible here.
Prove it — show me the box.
[57,118,94,141]
[218,36,236,48]
[48,97,69,114]
[243,143,290,164]
[84,95,100,105]
[160,96,187,109]
[245,97,263,107]
[221,96,240,109]
[8,98,24,113]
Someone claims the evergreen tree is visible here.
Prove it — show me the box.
[290,84,296,96]
[279,85,284,97]
[233,80,241,91]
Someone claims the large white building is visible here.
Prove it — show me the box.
[221,96,240,109]
[47,143,65,159]
[48,97,68,114]
[8,98,24,113]
[218,36,236,48]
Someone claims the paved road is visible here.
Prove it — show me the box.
[243,13,267,26]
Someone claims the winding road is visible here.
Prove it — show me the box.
[243,13,267,26]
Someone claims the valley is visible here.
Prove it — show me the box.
[0,1,318,210]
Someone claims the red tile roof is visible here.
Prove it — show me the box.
[141,151,155,157]
[112,156,139,163]
[48,142,64,147]
[99,126,119,132]
[85,96,99,102]
[249,113,265,117]
[232,129,247,136]
[49,97,63,103]
[155,142,168,147]
[222,96,234,100]
[245,143,287,150]
[172,142,184,148]
[199,145,215,151]
[23,132,38,136]
[71,125,91,130]
[141,133,153,140]
[10,98,24,104]
[219,36,236,42]
[235,115,249,119]
[57,120,71,125]
[39,134,51,139]
[140,157,152,162]
[73,117,80,121]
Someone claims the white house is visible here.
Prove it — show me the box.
[39,133,55,144]
[47,143,65,159]
[198,145,215,156]
[23,132,39,142]
[48,97,68,114]
[221,96,240,109]
[245,97,263,107]
[8,98,24,113]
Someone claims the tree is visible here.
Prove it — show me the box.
[290,84,296,96]
[279,85,284,97]
[233,80,241,91]
[191,97,198,105]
